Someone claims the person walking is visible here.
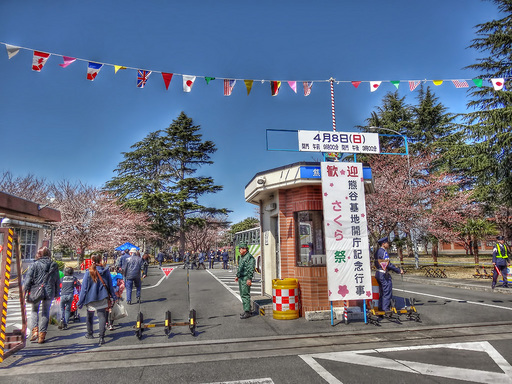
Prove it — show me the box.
[492,235,510,289]
[197,250,206,270]
[208,250,215,269]
[59,266,81,330]
[125,248,143,304]
[142,252,151,278]
[23,246,61,344]
[157,251,165,269]
[77,254,115,346]
[374,237,403,312]
[221,249,229,270]
[234,243,255,319]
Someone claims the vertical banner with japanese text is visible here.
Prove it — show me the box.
[321,162,372,301]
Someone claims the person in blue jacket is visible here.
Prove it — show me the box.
[77,253,115,346]
[492,235,509,289]
[374,237,403,312]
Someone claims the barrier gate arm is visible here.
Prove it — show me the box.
[0,229,27,363]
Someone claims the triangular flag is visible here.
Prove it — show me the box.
[271,81,281,96]
[5,44,20,59]
[391,81,400,89]
[205,77,215,84]
[303,81,313,96]
[224,79,236,96]
[162,72,173,90]
[114,65,127,74]
[137,70,151,88]
[59,56,76,68]
[409,80,421,91]
[86,62,103,81]
[433,80,443,86]
[32,51,50,72]
[370,81,381,92]
[288,81,297,93]
[491,78,504,91]
[452,80,469,88]
[351,81,361,88]
[472,78,483,87]
[244,80,253,95]
[183,75,196,92]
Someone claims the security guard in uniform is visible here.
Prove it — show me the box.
[492,235,509,289]
[374,237,403,312]
[235,242,255,319]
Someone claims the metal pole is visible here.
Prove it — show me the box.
[329,78,336,132]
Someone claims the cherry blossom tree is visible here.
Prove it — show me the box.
[184,214,229,252]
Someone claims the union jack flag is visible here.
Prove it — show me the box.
[224,79,236,96]
[303,81,313,96]
[137,70,152,88]
[409,80,421,91]
[452,80,469,88]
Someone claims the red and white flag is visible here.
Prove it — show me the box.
[452,80,469,88]
[491,78,504,91]
[5,44,20,59]
[32,51,50,72]
[409,80,421,91]
[87,62,103,81]
[303,81,313,96]
[183,75,196,92]
[370,81,381,92]
[224,79,236,96]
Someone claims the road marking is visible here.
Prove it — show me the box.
[300,341,512,383]
[395,289,512,311]
[207,269,242,302]
[141,273,167,290]
[203,379,274,384]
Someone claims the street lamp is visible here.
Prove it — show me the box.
[368,126,420,269]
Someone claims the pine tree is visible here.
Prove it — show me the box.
[463,0,512,209]
[105,112,228,255]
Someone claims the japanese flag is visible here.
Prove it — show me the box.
[491,78,504,91]
[32,51,50,72]
[183,75,196,92]
[370,81,381,92]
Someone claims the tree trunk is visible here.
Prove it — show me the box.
[397,246,404,267]
[432,241,439,267]
[472,236,479,264]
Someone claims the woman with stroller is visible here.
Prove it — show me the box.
[77,253,115,346]
[23,246,61,344]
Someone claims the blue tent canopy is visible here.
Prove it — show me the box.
[115,242,140,251]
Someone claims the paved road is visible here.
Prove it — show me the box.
[2,264,512,383]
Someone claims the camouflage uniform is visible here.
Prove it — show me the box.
[237,249,256,313]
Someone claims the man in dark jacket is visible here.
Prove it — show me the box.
[125,248,143,304]
[23,247,60,343]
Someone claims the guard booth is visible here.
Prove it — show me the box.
[0,191,61,362]
[245,161,374,319]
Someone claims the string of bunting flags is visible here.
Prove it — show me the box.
[2,42,508,95]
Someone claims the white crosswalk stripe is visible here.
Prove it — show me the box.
[5,299,31,331]
[207,268,262,298]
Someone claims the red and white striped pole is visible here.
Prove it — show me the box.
[330,78,336,132]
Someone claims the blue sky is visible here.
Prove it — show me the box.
[0,0,500,224]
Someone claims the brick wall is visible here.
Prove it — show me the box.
[278,185,342,315]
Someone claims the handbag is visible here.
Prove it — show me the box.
[26,263,52,303]
[110,302,128,321]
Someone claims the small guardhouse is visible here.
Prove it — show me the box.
[245,161,374,318]
[0,191,61,362]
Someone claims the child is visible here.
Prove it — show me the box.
[107,266,125,330]
[59,267,81,330]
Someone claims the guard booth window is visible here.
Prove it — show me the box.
[295,211,325,266]
[14,228,39,260]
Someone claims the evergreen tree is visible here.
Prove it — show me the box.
[105,112,228,255]
[463,0,512,209]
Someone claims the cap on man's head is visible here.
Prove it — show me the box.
[497,235,505,240]
[239,242,248,249]
[130,247,137,253]
[378,237,389,245]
